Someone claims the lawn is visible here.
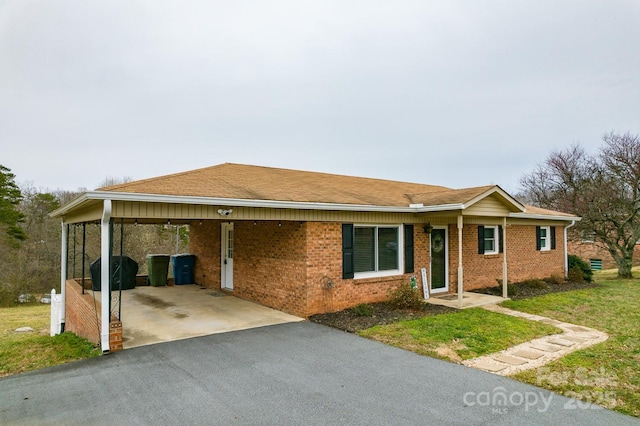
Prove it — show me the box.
[358,308,560,362]
[503,268,640,417]
[0,304,100,377]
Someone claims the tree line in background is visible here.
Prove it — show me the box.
[0,170,188,306]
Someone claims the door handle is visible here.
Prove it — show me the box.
[224,259,227,265]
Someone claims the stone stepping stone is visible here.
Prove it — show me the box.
[539,319,562,325]
[568,326,591,332]
[512,349,544,360]
[562,336,588,343]
[493,354,528,365]
[474,359,507,372]
[548,338,575,347]
[529,342,562,353]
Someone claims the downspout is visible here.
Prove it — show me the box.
[502,217,508,299]
[60,221,68,333]
[564,220,576,278]
[457,215,464,309]
[101,200,112,353]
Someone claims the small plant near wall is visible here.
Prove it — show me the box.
[352,303,374,317]
[389,281,423,309]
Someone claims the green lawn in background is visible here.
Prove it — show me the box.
[503,268,640,417]
[0,305,99,377]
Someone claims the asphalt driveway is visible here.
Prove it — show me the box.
[0,322,636,425]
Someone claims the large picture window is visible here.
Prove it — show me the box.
[354,226,400,275]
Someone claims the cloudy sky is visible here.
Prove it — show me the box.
[1,1,639,195]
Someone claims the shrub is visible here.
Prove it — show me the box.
[568,266,585,283]
[567,255,593,283]
[389,282,423,309]
[352,303,374,317]
[519,279,548,290]
[495,279,518,297]
[544,274,565,285]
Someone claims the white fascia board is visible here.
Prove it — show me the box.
[62,191,420,213]
[50,193,90,218]
[52,191,469,216]
[509,212,581,222]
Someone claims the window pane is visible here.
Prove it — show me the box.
[484,227,495,252]
[354,227,375,273]
[378,228,399,271]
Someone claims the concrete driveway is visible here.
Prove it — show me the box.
[0,322,636,425]
[109,284,303,348]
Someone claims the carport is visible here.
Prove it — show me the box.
[91,285,302,348]
[50,190,306,353]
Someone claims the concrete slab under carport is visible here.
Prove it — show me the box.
[96,285,304,349]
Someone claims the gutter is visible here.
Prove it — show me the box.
[564,220,577,277]
[51,191,467,217]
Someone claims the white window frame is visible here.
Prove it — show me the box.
[353,224,403,279]
[539,226,551,251]
[483,225,499,255]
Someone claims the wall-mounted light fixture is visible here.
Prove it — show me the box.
[423,223,433,234]
[217,209,233,217]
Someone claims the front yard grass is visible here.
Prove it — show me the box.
[502,268,640,417]
[0,305,100,377]
[358,308,561,362]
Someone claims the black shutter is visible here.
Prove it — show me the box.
[499,225,504,253]
[536,226,541,251]
[551,226,556,250]
[342,224,354,279]
[404,225,414,273]
[478,225,485,254]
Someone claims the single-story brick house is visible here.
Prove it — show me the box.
[52,163,579,352]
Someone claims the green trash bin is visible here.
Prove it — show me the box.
[146,254,170,287]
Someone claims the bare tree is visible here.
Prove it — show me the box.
[520,131,640,278]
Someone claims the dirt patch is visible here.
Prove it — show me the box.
[434,340,468,363]
[131,293,176,309]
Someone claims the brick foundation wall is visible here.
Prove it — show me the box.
[65,279,123,352]
[65,279,101,346]
[449,225,565,290]
[569,241,640,270]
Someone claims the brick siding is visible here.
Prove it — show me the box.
[450,225,565,290]
[189,220,567,317]
[65,279,122,352]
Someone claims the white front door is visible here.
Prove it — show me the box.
[221,222,234,290]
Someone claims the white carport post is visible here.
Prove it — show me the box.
[59,222,68,333]
[100,200,112,353]
[502,217,508,299]
[457,215,464,308]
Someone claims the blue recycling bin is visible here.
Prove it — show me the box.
[171,254,196,285]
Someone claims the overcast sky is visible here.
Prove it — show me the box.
[1,1,639,195]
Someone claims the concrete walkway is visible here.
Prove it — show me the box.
[463,304,609,376]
